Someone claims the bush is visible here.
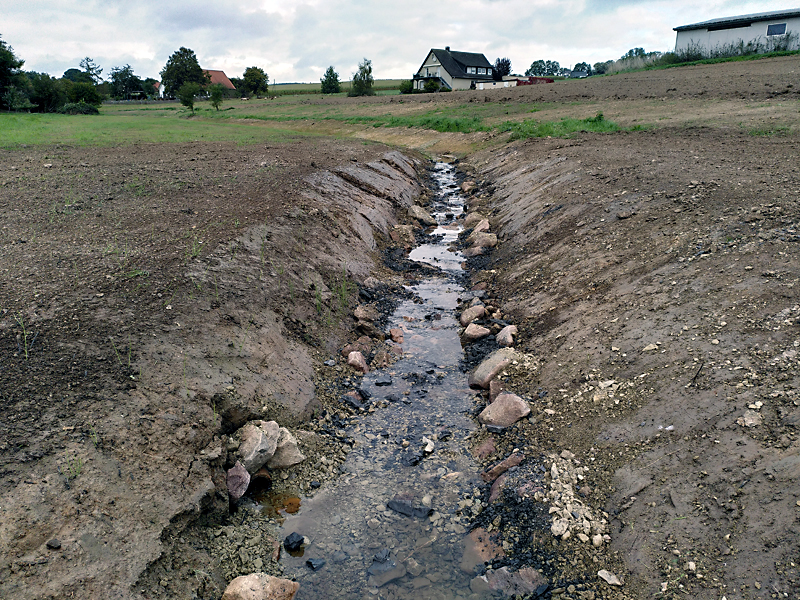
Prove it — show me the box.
[59,101,100,115]
[398,80,414,94]
[423,79,440,93]
[66,81,103,105]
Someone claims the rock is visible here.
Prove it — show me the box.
[469,232,497,248]
[482,567,548,597]
[387,497,433,519]
[462,247,484,257]
[642,343,658,352]
[482,451,525,483]
[461,181,476,194]
[267,428,305,469]
[473,437,496,460]
[598,570,623,586]
[341,336,371,358]
[469,348,517,389]
[306,558,326,571]
[347,351,369,373]
[283,532,304,552]
[472,219,491,233]
[737,410,762,427]
[408,205,437,226]
[367,550,407,587]
[478,393,530,427]
[592,534,603,547]
[617,210,634,220]
[422,436,435,453]
[461,527,505,573]
[488,474,507,503]
[389,328,404,343]
[227,461,251,500]
[239,420,281,473]
[496,325,518,347]
[487,380,505,403]
[354,305,380,322]
[406,557,425,577]
[390,225,415,246]
[463,323,491,341]
[375,374,393,386]
[221,573,299,600]
[460,305,486,326]
[46,539,61,550]
[551,519,569,537]
[464,212,486,228]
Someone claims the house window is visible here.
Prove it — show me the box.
[467,67,476,74]
[488,68,492,75]
[477,68,486,74]
[767,23,787,36]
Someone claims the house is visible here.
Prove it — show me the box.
[203,70,236,90]
[674,9,800,54]
[412,47,495,91]
[477,80,517,90]
[570,70,589,79]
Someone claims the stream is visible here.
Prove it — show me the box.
[278,162,492,599]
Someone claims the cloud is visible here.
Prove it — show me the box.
[2,0,794,82]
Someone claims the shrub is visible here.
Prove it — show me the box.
[398,79,414,94]
[59,101,100,115]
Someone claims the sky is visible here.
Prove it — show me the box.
[2,0,797,83]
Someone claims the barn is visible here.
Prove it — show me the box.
[674,9,800,55]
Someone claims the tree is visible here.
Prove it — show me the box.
[66,81,103,105]
[320,66,341,94]
[209,83,224,110]
[493,57,512,80]
[79,57,103,83]
[398,80,414,94]
[160,47,207,98]
[593,61,613,75]
[177,82,201,113]
[574,62,592,76]
[0,35,25,104]
[544,60,560,75]
[525,60,546,77]
[26,72,67,112]
[348,58,374,97]
[621,48,646,61]
[109,64,144,100]
[2,86,35,112]
[423,79,440,93]
[63,68,93,84]
[242,66,268,97]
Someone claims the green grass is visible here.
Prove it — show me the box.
[499,112,625,140]
[0,111,305,148]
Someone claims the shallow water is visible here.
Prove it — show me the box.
[280,163,490,599]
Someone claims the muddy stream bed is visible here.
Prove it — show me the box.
[273,163,493,598]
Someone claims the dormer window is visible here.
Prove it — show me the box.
[467,67,476,74]
[477,68,486,75]
[488,68,492,75]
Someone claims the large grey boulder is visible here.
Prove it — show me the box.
[408,205,437,226]
[267,428,306,469]
[221,573,299,600]
[238,420,281,473]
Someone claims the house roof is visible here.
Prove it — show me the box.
[203,70,236,90]
[420,48,495,80]
[674,9,800,32]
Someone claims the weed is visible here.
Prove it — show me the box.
[62,454,83,480]
[336,263,352,314]
[500,112,624,140]
[88,425,100,448]
[187,235,202,259]
[110,337,132,367]
[14,312,30,359]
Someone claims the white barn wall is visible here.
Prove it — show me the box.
[675,16,800,52]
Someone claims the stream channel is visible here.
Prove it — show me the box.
[279,162,492,599]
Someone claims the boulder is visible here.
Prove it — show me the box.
[389,225,415,246]
[488,379,506,402]
[478,393,530,427]
[267,428,305,469]
[463,323,491,341]
[460,305,486,327]
[461,247,484,257]
[408,205,437,226]
[468,232,498,248]
[496,325,518,347]
[226,461,251,500]
[389,328,404,343]
[354,305,380,322]
[469,348,517,389]
[221,573,299,600]
[471,219,491,234]
[347,351,369,373]
[239,421,281,473]
[464,212,487,228]
[483,567,548,597]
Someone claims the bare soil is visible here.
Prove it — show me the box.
[1,56,799,600]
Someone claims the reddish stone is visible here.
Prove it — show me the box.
[226,461,250,500]
[347,351,369,373]
[389,328,404,343]
[481,452,524,483]
[489,474,507,503]
[489,380,506,403]
[472,437,496,460]
[460,527,505,573]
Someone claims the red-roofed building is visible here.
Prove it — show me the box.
[203,70,236,90]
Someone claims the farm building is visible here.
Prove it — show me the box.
[203,70,236,90]
[413,48,494,91]
[674,9,800,54]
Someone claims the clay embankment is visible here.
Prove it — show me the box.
[460,129,800,597]
[0,147,427,599]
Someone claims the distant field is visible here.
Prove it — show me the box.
[272,79,404,96]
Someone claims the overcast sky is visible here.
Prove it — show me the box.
[3,0,796,83]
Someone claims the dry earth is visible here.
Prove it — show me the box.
[1,56,799,600]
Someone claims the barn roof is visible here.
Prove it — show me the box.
[203,70,236,90]
[674,9,800,32]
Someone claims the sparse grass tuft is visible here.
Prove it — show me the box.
[500,112,623,140]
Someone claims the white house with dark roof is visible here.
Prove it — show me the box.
[674,9,800,54]
[413,47,494,91]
